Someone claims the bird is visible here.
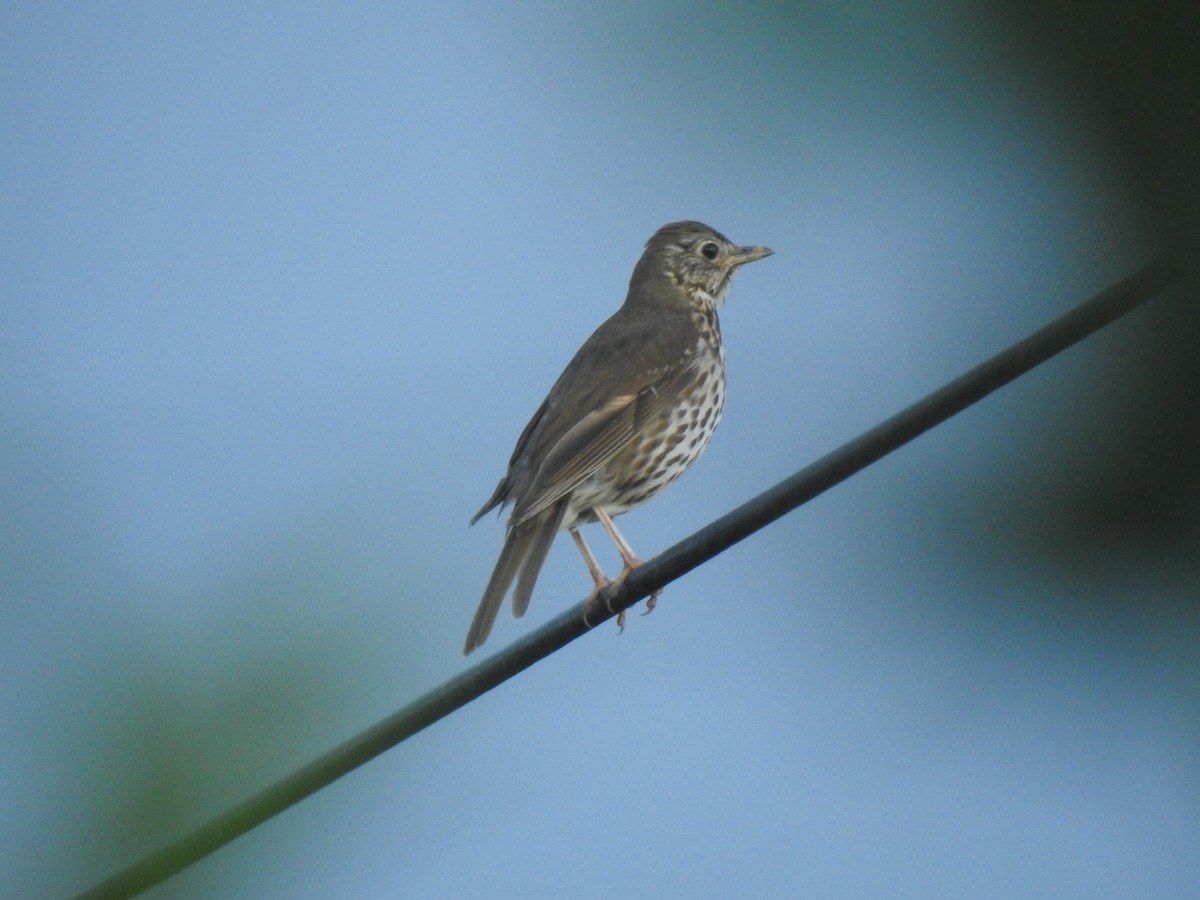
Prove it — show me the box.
[463,221,772,655]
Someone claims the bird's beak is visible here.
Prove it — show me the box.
[723,245,774,268]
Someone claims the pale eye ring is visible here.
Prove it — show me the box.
[699,242,719,260]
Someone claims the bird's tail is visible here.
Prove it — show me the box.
[462,499,567,655]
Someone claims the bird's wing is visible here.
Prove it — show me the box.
[510,359,700,525]
[468,397,550,525]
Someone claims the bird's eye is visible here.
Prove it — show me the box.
[700,242,719,260]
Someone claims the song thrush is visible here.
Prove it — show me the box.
[464,221,772,655]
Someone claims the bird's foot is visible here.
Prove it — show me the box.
[581,561,661,633]
[581,578,614,628]
[610,562,662,630]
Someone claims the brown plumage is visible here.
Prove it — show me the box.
[464,221,772,654]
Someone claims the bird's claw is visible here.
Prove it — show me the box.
[640,589,661,616]
[581,579,614,628]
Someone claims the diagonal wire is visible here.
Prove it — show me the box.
[74,251,1194,899]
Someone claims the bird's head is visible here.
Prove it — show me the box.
[631,220,773,309]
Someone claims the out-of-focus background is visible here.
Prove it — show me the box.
[3,3,1197,897]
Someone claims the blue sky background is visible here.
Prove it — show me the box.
[3,3,1197,898]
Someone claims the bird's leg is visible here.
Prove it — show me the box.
[592,507,662,619]
[572,527,620,630]
[570,526,610,587]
